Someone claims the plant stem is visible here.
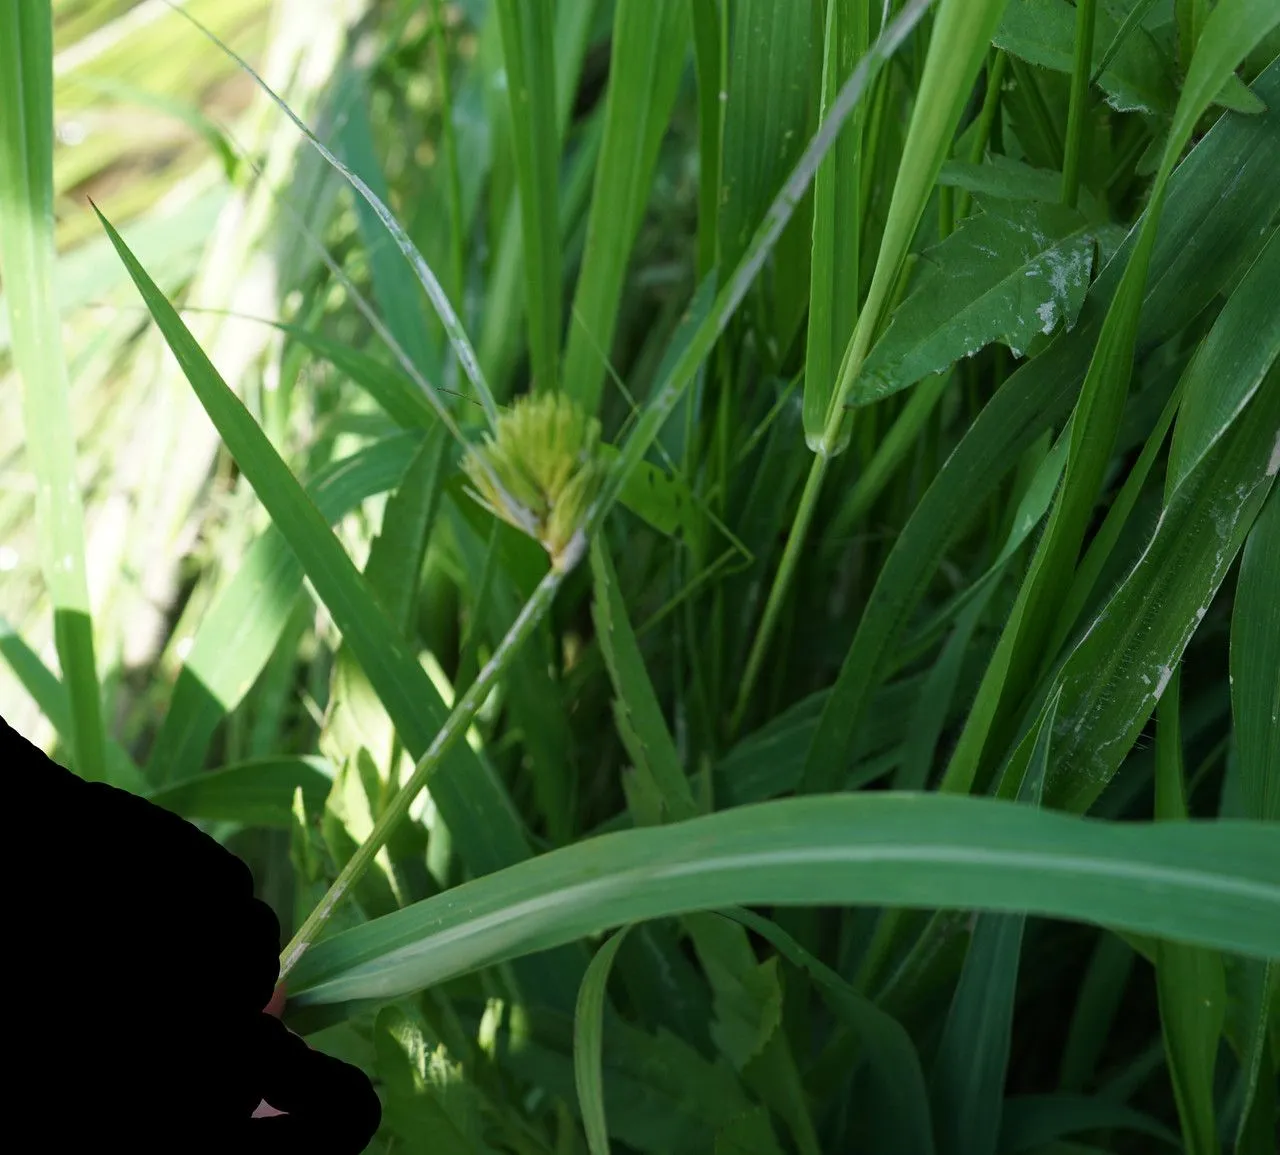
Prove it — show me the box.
[955,49,1007,222]
[731,229,883,732]
[1062,0,1096,208]
[279,552,576,978]
[731,450,830,733]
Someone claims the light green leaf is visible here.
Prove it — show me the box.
[0,0,106,783]
[0,619,143,792]
[146,434,421,779]
[375,1005,497,1154]
[575,928,633,1155]
[288,793,1280,1005]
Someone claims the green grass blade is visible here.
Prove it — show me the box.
[998,1094,1178,1151]
[146,434,421,779]
[335,72,441,381]
[1031,363,1278,813]
[1231,954,1278,1150]
[1090,0,1161,84]
[94,210,542,908]
[477,0,599,398]
[980,229,1277,798]
[690,0,722,279]
[952,0,1280,792]
[590,539,697,823]
[1046,372,1187,662]
[736,0,1007,723]
[322,429,449,820]
[173,4,499,428]
[1230,488,1279,825]
[597,0,934,535]
[1228,489,1280,1148]
[723,907,937,1155]
[575,927,633,1155]
[803,0,867,448]
[495,0,561,393]
[429,0,466,350]
[718,0,818,274]
[821,0,1012,451]
[563,0,687,414]
[0,619,143,791]
[287,793,1280,1004]
[1154,670,1225,1155]
[1003,372,1279,812]
[931,691,1057,1155]
[804,55,1280,795]
[0,0,106,783]
[1060,0,1096,208]
[1167,231,1280,498]
[1057,933,1136,1092]
[146,755,334,829]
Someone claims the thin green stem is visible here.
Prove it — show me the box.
[431,0,467,375]
[1062,0,1097,208]
[1092,0,1160,85]
[820,369,950,558]
[955,49,1007,222]
[730,451,830,733]
[279,552,576,978]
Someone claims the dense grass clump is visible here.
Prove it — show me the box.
[1,1,1277,1152]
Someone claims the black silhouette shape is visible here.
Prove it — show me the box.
[5,714,381,1153]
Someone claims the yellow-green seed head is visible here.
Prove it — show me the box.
[463,392,604,569]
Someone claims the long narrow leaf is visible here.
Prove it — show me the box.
[0,0,106,782]
[288,793,1280,1005]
